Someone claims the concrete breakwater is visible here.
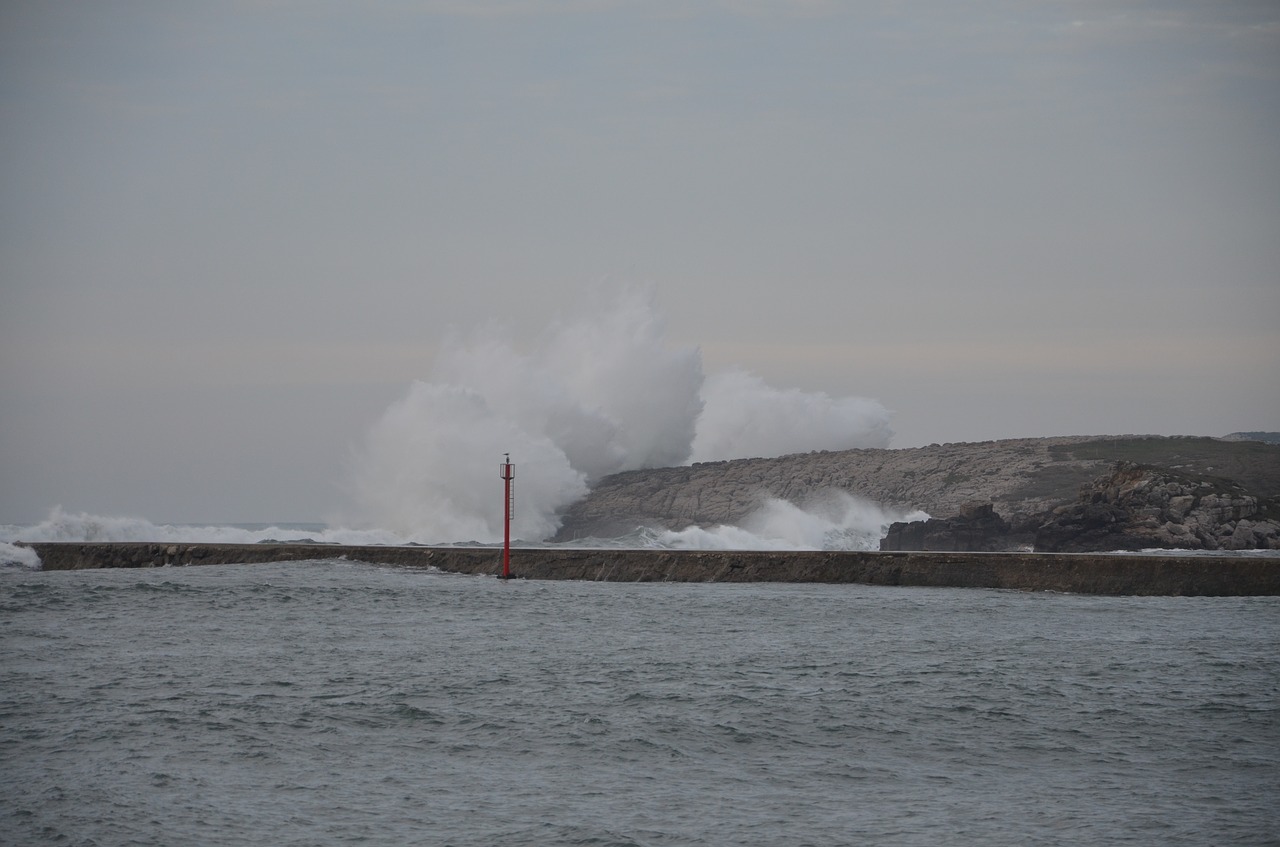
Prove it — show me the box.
[22,542,1280,596]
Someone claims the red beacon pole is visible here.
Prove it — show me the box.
[500,453,514,579]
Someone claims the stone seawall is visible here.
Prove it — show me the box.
[22,542,1280,596]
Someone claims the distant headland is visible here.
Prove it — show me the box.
[554,434,1280,553]
[17,434,1280,595]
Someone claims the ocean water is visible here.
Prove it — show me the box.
[3,560,1277,846]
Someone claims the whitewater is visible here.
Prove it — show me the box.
[3,289,924,565]
[0,490,925,571]
[5,291,1277,845]
[341,287,896,545]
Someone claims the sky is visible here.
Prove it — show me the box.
[2,0,1278,526]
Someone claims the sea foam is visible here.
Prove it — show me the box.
[345,288,892,544]
[9,290,898,552]
[656,493,928,551]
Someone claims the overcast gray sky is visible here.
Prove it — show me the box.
[2,1,1278,525]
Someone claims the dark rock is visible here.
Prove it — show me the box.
[880,502,1014,552]
[1034,461,1280,552]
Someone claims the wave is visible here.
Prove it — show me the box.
[0,508,416,568]
[653,493,928,551]
[0,543,41,570]
[2,490,927,568]
[343,287,892,544]
[8,289,897,555]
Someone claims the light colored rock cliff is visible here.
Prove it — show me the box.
[552,435,1280,542]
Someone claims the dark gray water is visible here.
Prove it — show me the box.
[3,560,1277,846]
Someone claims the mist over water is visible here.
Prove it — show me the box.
[2,291,899,553]
[347,290,893,544]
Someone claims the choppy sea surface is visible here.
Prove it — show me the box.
[3,560,1278,846]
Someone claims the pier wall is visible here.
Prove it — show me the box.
[21,542,1280,596]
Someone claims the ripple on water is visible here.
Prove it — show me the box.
[1,563,1277,846]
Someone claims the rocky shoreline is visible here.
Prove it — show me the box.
[879,462,1280,553]
[22,542,1280,596]
[554,436,1280,552]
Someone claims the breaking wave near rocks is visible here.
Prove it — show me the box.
[5,290,901,556]
[344,289,895,546]
[0,508,408,569]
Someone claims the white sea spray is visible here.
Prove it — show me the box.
[347,288,893,543]
[657,492,927,551]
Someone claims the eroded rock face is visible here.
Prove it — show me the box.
[1034,462,1280,552]
[550,436,1280,551]
[879,503,1015,552]
[553,436,1118,541]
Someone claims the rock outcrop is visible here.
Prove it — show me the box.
[555,436,1109,541]
[879,503,1014,552]
[553,436,1280,551]
[1035,461,1280,552]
